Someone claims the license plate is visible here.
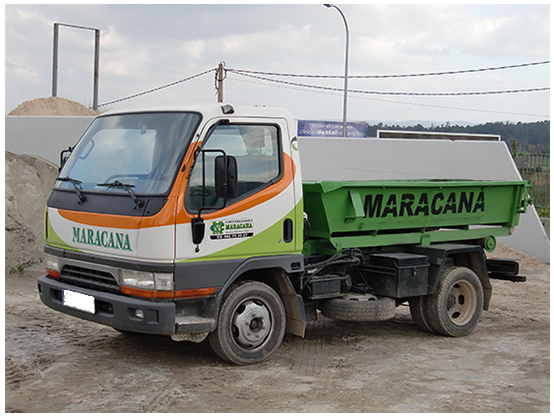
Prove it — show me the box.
[63,290,95,314]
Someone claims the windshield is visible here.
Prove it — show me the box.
[56,112,201,195]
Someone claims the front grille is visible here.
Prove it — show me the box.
[60,265,120,293]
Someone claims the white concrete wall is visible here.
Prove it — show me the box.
[5,116,95,165]
[5,117,549,264]
[298,137,550,264]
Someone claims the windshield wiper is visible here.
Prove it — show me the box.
[56,177,86,204]
[96,181,145,209]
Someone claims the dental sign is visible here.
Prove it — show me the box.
[297,120,368,138]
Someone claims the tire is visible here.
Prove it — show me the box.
[208,280,286,365]
[409,296,435,333]
[319,293,396,322]
[425,266,484,337]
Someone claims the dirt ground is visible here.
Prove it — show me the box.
[5,260,549,413]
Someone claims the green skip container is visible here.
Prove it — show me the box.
[302,180,533,255]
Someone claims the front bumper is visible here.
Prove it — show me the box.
[38,275,217,336]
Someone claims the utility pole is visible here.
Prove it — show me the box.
[217,62,225,102]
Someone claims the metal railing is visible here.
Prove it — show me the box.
[511,141,550,217]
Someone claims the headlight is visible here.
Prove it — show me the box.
[119,269,213,300]
[154,273,174,291]
[44,254,59,271]
[120,269,173,291]
[44,253,61,277]
[121,270,155,289]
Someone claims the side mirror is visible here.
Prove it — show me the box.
[215,155,237,199]
[191,152,236,252]
[191,216,205,248]
[59,146,73,173]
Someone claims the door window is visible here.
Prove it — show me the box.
[187,124,281,212]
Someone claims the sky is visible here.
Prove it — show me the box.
[4,4,551,125]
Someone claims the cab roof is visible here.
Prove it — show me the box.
[100,103,294,121]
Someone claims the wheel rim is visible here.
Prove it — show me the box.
[231,298,273,350]
[446,279,477,326]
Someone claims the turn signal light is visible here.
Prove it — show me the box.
[120,286,174,299]
[174,287,217,299]
[120,286,217,300]
[45,268,61,278]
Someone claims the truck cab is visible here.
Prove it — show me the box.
[39,104,305,364]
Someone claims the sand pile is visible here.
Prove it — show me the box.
[5,151,58,271]
[8,96,100,116]
[6,96,99,271]
[487,243,550,272]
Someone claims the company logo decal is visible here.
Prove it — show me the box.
[72,227,132,251]
[210,219,254,240]
[364,191,485,218]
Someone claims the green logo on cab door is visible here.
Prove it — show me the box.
[210,221,225,235]
[210,219,254,240]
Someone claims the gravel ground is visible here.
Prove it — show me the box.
[5,260,549,413]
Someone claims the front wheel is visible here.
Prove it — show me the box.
[209,280,286,365]
[425,266,484,337]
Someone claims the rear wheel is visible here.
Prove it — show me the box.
[425,266,484,337]
[409,296,435,333]
[209,280,286,365]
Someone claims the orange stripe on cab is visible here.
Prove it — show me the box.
[57,196,177,230]
[57,151,296,229]
[176,151,296,224]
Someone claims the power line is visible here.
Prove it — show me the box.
[230,71,549,96]
[228,60,550,79]
[227,73,550,118]
[96,61,549,116]
[98,69,215,108]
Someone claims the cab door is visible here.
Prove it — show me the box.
[175,119,300,262]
